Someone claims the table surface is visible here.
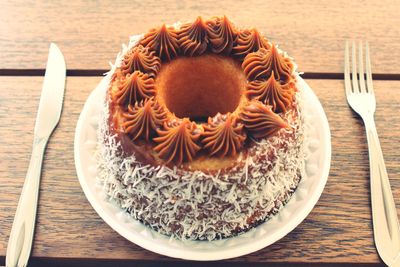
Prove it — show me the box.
[1,1,400,266]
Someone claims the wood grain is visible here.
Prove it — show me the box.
[1,76,400,265]
[1,0,400,74]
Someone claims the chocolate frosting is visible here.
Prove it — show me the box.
[202,113,246,157]
[140,24,180,61]
[207,16,237,55]
[242,45,293,82]
[241,100,289,139]
[154,118,201,165]
[115,71,156,107]
[110,17,300,163]
[122,98,167,141]
[246,71,294,113]
[178,16,209,56]
[121,45,161,77]
[232,28,270,60]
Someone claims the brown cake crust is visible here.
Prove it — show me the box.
[155,54,246,119]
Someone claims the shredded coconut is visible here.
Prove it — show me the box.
[96,91,306,240]
[95,34,307,241]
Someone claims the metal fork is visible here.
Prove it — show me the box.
[345,41,400,266]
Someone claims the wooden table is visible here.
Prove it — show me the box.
[1,1,400,266]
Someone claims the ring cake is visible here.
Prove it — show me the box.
[97,16,306,240]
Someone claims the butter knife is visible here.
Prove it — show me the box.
[6,43,66,267]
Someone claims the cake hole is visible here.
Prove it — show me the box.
[156,54,246,121]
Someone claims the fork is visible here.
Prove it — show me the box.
[345,41,400,266]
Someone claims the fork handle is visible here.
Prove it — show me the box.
[364,118,400,266]
[6,136,48,267]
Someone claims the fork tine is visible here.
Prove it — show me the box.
[344,41,352,96]
[351,41,360,93]
[365,42,375,95]
[358,41,367,93]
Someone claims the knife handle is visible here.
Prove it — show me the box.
[6,136,48,267]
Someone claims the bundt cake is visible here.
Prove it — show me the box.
[97,16,306,240]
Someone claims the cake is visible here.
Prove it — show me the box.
[97,16,305,240]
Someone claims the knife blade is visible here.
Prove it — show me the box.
[6,43,66,267]
[35,43,66,138]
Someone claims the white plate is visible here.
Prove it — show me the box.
[74,74,331,261]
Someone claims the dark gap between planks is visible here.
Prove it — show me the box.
[1,69,400,80]
[0,256,386,267]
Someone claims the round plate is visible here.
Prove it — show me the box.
[74,74,331,261]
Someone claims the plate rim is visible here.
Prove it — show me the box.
[74,74,331,261]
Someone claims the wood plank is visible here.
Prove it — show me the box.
[1,0,400,74]
[1,76,400,264]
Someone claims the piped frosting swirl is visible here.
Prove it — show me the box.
[202,113,246,157]
[178,16,209,56]
[154,118,201,165]
[242,45,294,82]
[140,24,180,61]
[206,16,237,55]
[115,71,156,107]
[241,100,289,139]
[246,71,294,113]
[232,28,270,60]
[121,45,161,77]
[122,98,167,141]
[111,16,299,164]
